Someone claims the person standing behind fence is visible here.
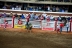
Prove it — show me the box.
[40,15,44,20]
[30,13,35,21]
[50,16,54,21]
[35,14,38,20]
[3,12,7,18]
[67,17,70,21]
[42,13,47,20]
[10,12,13,17]
[46,16,50,21]
[21,14,25,19]
[58,16,61,21]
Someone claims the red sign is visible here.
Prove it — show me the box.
[0,24,12,28]
[18,20,22,25]
[42,28,53,31]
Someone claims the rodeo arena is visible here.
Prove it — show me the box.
[0,0,72,48]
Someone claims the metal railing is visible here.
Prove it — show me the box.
[0,0,72,5]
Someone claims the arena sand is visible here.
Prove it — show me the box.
[0,28,72,48]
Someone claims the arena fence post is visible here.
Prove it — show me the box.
[70,19,72,32]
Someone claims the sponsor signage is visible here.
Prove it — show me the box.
[29,21,41,28]
[42,20,55,31]
[14,19,26,28]
[14,25,25,28]
[0,18,13,28]
[32,25,41,28]
[0,24,12,28]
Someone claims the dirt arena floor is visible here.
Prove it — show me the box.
[0,28,72,48]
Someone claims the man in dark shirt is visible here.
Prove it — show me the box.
[21,14,25,19]
[67,17,70,21]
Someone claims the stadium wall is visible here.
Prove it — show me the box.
[0,18,71,32]
[0,9,72,32]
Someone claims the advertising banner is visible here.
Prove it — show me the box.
[42,20,55,31]
[14,25,25,28]
[0,18,13,28]
[14,18,41,28]
[0,24,12,28]
[57,21,70,31]
[30,20,41,28]
[14,18,26,28]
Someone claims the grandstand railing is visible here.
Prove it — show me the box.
[0,0,72,5]
[0,9,72,16]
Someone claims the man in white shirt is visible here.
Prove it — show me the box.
[35,15,38,20]
[66,21,69,33]
[15,6,19,10]
[50,16,54,21]
[46,15,48,19]
[30,13,35,21]
[47,6,50,12]
[42,13,47,19]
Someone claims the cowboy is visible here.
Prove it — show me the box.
[25,23,32,33]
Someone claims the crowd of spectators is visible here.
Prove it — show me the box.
[2,5,22,10]
[56,0,70,2]
[1,1,68,12]
[24,6,68,12]
[38,0,71,2]
[0,0,72,12]
[0,12,72,22]
[2,4,68,12]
